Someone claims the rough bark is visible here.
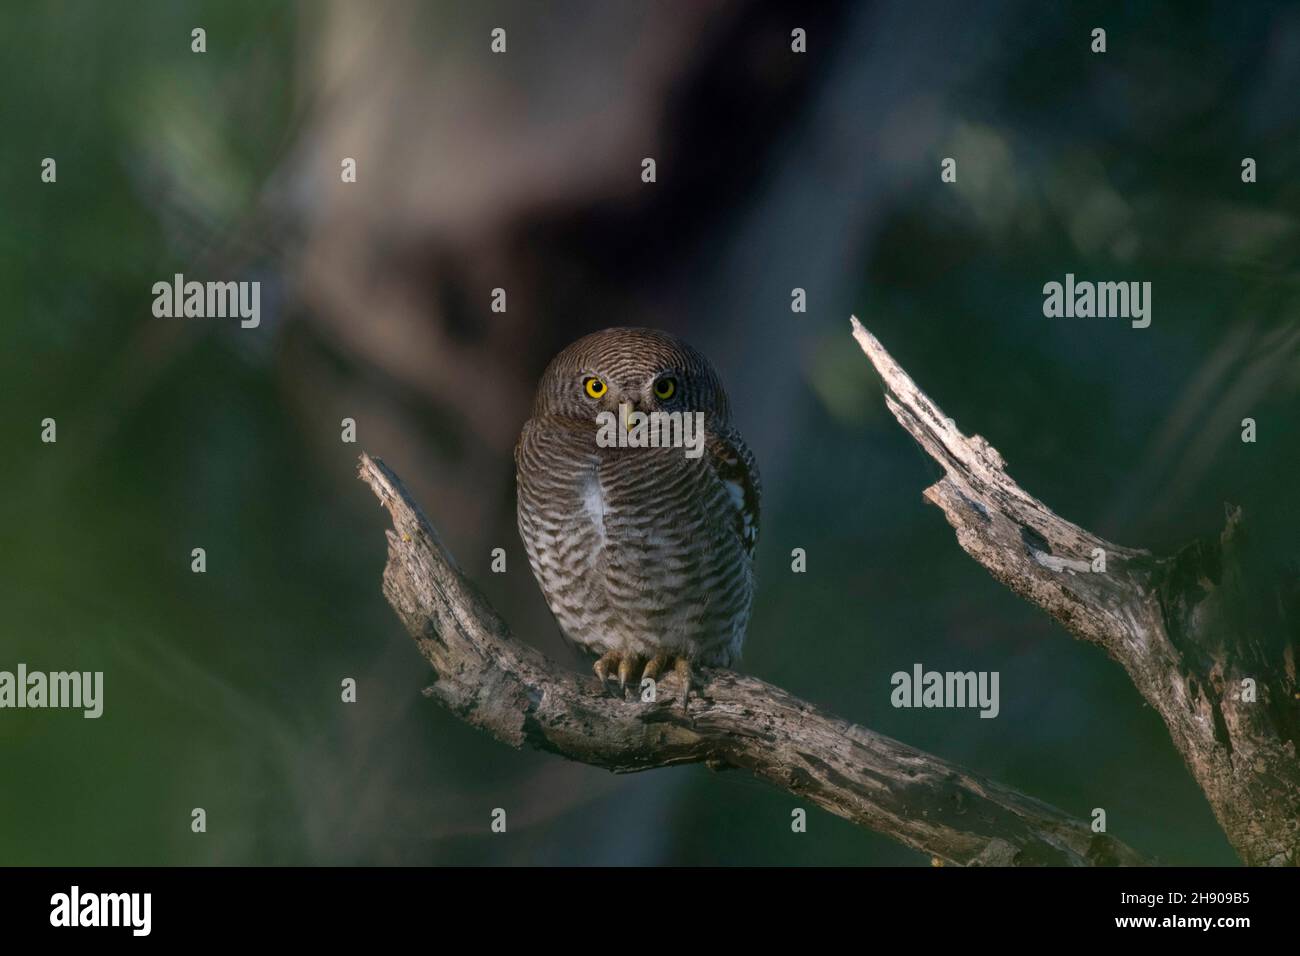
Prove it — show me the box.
[358,452,1146,866]
[851,316,1300,866]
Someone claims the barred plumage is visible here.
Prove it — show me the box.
[515,327,760,703]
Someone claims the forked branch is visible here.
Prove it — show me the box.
[359,451,1145,866]
[851,316,1299,866]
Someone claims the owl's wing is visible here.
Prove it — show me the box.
[707,424,761,558]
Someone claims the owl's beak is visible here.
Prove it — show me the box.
[617,395,642,431]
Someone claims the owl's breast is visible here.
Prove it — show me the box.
[516,418,614,643]
[516,417,755,666]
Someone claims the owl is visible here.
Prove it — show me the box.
[516,327,760,705]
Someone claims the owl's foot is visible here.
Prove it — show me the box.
[592,650,694,706]
[593,650,646,699]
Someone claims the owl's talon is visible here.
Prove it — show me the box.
[674,657,694,709]
[641,651,671,686]
[593,651,621,697]
[618,654,645,699]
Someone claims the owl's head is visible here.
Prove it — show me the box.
[531,327,731,423]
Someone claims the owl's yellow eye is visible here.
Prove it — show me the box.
[584,377,607,399]
[653,377,677,400]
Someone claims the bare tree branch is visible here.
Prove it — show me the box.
[358,452,1146,866]
[851,316,1300,866]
